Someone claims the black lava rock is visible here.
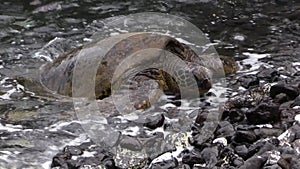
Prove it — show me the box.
[238,74,260,89]
[246,103,280,124]
[291,95,300,107]
[235,145,248,159]
[182,151,205,166]
[143,113,165,129]
[278,155,300,169]
[270,83,299,100]
[51,152,70,168]
[233,157,244,167]
[257,67,279,82]
[233,130,257,143]
[247,140,268,157]
[119,135,143,151]
[274,93,288,104]
[228,109,245,123]
[195,110,209,126]
[239,155,267,169]
[278,157,290,169]
[215,121,235,138]
[64,146,83,156]
[200,146,218,168]
[254,128,283,138]
[51,142,116,169]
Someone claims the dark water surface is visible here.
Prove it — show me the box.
[0,0,299,168]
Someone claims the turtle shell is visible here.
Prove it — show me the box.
[40,32,227,99]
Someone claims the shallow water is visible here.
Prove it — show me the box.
[0,0,299,168]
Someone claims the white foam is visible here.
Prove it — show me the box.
[0,88,17,100]
[0,77,9,85]
[292,62,300,66]
[150,147,184,166]
[110,32,120,36]
[234,35,245,41]
[41,161,52,169]
[71,151,97,160]
[239,52,270,74]
[160,103,176,110]
[82,151,97,157]
[0,123,22,132]
[213,137,227,146]
[295,114,300,123]
[83,38,93,42]
[293,106,300,109]
[256,124,273,128]
[121,126,140,136]
[114,28,129,33]
[278,130,292,146]
[266,151,281,165]
[46,121,80,132]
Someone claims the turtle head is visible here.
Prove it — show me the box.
[190,63,213,94]
[175,62,213,95]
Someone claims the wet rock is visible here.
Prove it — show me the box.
[290,157,300,169]
[280,109,296,128]
[119,135,143,151]
[291,124,300,140]
[228,109,245,123]
[143,113,165,129]
[51,152,70,168]
[275,0,289,5]
[181,164,191,169]
[32,2,62,14]
[292,139,300,152]
[257,67,279,82]
[233,130,257,143]
[278,155,300,169]
[182,151,205,166]
[200,146,218,168]
[246,103,280,124]
[51,142,115,169]
[280,145,297,156]
[0,15,15,25]
[274,93,288,104]
[233,157,244,167]
[195,110,209,126]
[235,145,248,159]
[270,83,299,100]
[239,155,267,169]
[263,164,282,169]
[277,157,290,169]
[254,128,283,138]
[215,121,235,138]
[291,95,300,107]
[247,140,268,157]
[257,142,276,155]
[103,159,117,169]
[238,74,259,89]
[277,124,300,145]
[64,146,83,156]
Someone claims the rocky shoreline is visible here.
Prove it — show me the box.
[51,57,300,168]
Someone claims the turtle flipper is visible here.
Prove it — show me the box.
[111,70,164,113]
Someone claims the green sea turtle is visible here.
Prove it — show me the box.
[40,32,238,110]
